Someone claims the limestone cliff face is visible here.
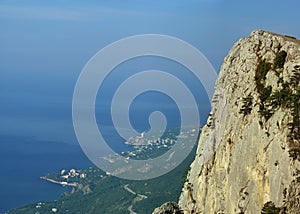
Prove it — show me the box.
[178,30,300,214]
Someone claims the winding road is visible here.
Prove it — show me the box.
[123,184,148,214]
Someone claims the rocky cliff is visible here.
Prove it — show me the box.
[156,30,300,214]
[178,30,300,213]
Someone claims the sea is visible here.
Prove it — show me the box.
[0,135,92,213]
[0,103,209,213]
[0,58,211,213]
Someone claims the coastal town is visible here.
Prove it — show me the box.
[42,126,200,186]
[121,126,199,159]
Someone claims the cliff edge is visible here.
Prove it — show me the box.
[179,30,300,214]
[154,30,300,214]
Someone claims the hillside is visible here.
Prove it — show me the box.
[8,139,196,214]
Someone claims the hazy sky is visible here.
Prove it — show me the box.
[1,0,300,142]
[2,0,300,73]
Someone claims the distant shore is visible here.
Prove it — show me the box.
[40,176,77,187]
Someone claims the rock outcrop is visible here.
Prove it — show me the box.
[177,30,300,213]
[152,202,183,214]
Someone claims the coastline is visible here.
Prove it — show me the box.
[40,176,77,187]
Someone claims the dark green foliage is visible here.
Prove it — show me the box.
[227,138,233,145]
[290,72,300,88]
[277,77,284,84]
[9,144,197,214]
[257,85,274,121]
[153,202,183,214]
[254,58,274,120]
[269,90,289,109]
[287,68,300,143]
[254,58,300,137]
[284,35,297,39]
[288,148,300,160]
[288,92,300,141]
[273,51,287,70]
[258,104,273,121]
[260,86,272,102]
[261,201,281,214]
[255,59,271,92]
[254,55,288,121]
[182,167,191,182]
[257,59,272,80]
[239,95,253,116]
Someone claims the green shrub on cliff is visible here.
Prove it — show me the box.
[273,51,287,70]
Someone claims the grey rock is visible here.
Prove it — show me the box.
[178,30,300,213]
[152,202,183,214]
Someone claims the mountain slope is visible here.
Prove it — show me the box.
[178,30,300,213]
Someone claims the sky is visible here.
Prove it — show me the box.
[1,0,300,143]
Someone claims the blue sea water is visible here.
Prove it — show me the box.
[0,109,181,213]
[0,57,211,213]
[0,136,92,213]
[0,102,186,213]
[0,103,209,213]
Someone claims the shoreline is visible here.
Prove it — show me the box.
[40,176,77,187]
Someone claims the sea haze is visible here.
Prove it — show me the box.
[0,56,211,212]
[0,100,209,213]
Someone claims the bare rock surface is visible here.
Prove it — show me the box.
[177,30,300,214]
